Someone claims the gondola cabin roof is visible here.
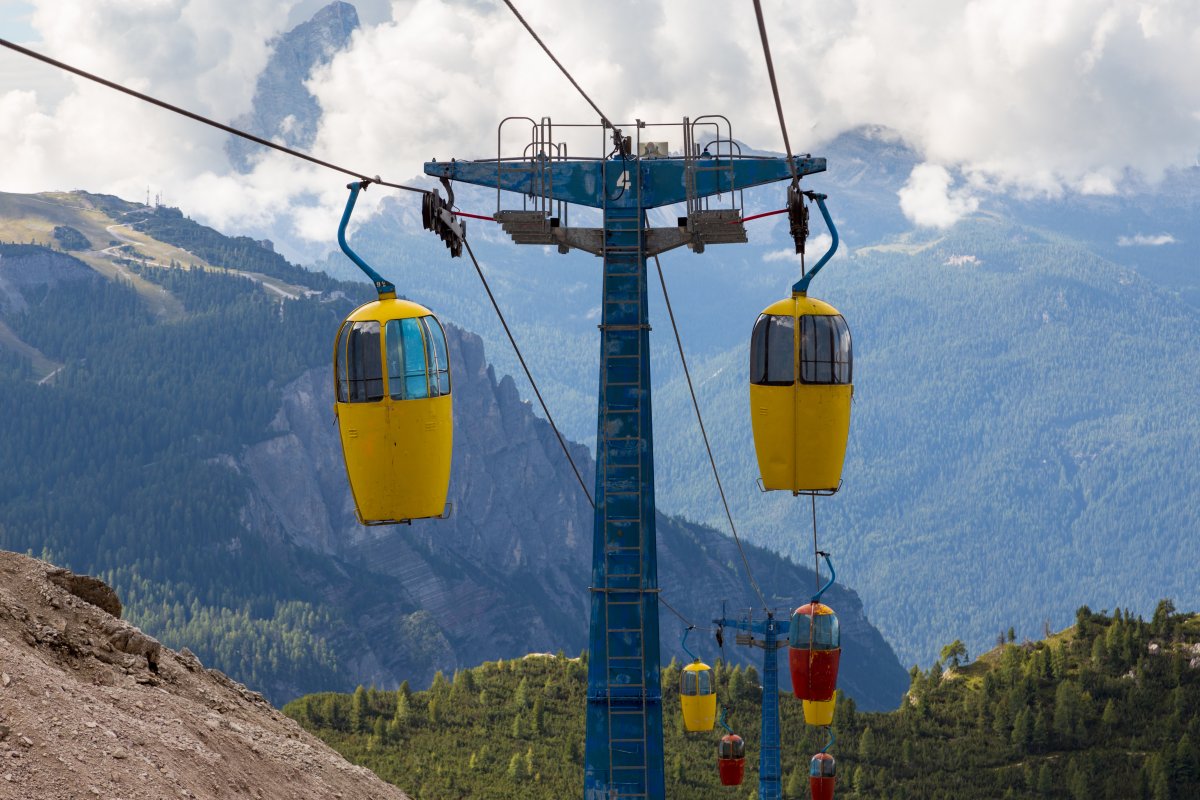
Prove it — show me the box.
[793,602,836,617]
[759,293,842,318]
[344,296,434,324]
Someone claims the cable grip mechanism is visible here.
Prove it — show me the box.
[422,176,465,257]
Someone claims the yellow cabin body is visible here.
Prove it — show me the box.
[802,696,837,727]
[680,661,717,732]
[749,293,852,493]
[334,297,452,525]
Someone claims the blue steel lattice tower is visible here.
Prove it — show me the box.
[426,117,824,800]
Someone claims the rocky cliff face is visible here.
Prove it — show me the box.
[0,245,94,313]
[226,2,360,171]
[235,323,908,711]
[0,550,410,800]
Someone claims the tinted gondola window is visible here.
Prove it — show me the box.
[340,320,384,402]
[789,611,841,650]
[334,323,350,402]
[810,756,836,777]
[681,669,712,696]
[799,314,851,385]
[750,314,795,385]
[385,318,431,400]
[719,737,745,759]
[421,316,451,397]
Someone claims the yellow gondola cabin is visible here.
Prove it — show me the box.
[749,293,852,493]
[332,180,453,525]
[680,660,717,731]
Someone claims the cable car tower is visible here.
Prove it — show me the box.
[714,608,789,800]
[426,117,823,800]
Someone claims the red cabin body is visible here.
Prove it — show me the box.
[789,647,841,700]
[810,752,836,800]
[810,775,836,800]
[718,734,745,786]
[719,756,745,786]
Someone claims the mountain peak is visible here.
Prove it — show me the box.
[226,2,361,171]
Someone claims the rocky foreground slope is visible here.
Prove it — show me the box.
[0,550,409,800]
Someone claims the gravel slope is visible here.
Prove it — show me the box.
[0,550,411,800]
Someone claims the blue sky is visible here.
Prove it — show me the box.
[0,1,36,40]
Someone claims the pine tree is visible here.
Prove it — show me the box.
[350,685,369,733]
[1031,708,1049,753]
[1036,763,1053,796]
[394,691,411,723]
[1011,707,1033,752]
[1101,698,1118,731]
[858,726,877,763]
[428,697,441,725]
[532,697,545,736]
[507,752,522,782]
[784,766,803,798]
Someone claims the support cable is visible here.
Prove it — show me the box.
[812,493,820,595]
[0,38,427,195]
[462,237,594,509]
[750,0,798,182]
[652,253,768,610]
[499,1,622,143]
[659,594,712,635]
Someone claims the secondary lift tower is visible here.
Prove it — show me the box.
[426,117,823,800]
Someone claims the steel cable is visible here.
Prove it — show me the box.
[750,0,798,183]
[462,237,595,509]
[0,38,428,195]
[652,253,768,610]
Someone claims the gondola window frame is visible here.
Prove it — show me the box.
[750,313,796,386]
[799,314,852,385]
[338,320,385,403]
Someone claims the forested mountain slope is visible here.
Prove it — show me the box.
[289,602,1200,800]
[0,192,907,710]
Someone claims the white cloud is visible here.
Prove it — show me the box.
[763,233,834,263]
[898,164,980,228]
[1116,233,1177,246]
[2,0,1200,243]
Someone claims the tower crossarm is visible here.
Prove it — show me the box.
[423,155,826,209]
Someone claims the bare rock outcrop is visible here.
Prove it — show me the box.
[0,551,410,800]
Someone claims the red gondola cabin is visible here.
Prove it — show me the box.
[718,734,745,786]
[810,752,836,800]
[789,601,841,701]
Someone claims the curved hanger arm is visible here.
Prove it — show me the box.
[811,551,836,604]
[682,626,699,663]
[339,181,396,298]
[793,192,838,295]
[820,725,836,754]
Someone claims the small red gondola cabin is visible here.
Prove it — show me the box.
[718,734,745,786]
[810,752,836,800]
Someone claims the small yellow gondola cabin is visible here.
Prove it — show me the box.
[749,293,852,493]
[680,660,717,731]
